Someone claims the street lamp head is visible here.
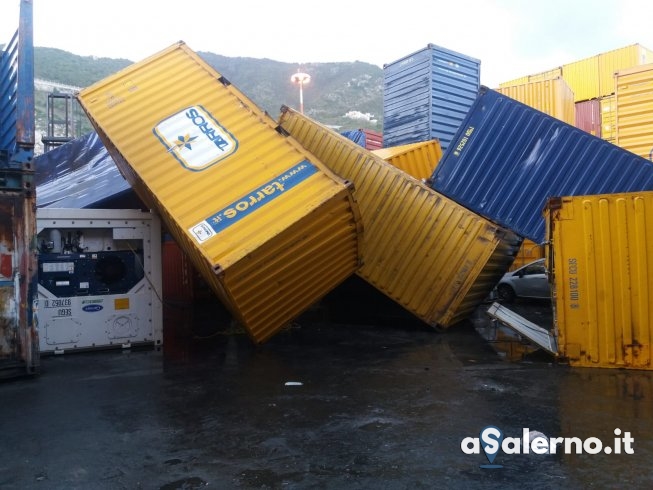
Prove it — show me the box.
[291,71,311,85]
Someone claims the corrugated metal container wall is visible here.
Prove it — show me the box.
[383,43,480,152]
[429,87,653,244]
[560,55,600,103]
[597,44,653,99]
[615,63,653,162]
[546,192,653,370]
[0,0,38,379]
[362,129,383,150]
[600,95,616,142]
[371,139,442,180]
[77,42,363,344]
[508,239,544,271]
[562,44,653,102]
[0,194,38,378]
[498,68,562,89]
[162,234,195,306]
[278,106,521,329]
[574,99,602,138]
[496,77,575,124]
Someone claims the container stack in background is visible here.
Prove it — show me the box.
[499,43,653,156]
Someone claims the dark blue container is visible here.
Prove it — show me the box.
[0,0,39,379]
[429,87,653,243]
[383,43,480,152]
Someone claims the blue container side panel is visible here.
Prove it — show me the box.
[383,48,432,148]
[0,0,34,167]
[430,87,653,243]
[383,44,480,151]
[0,30,19,156]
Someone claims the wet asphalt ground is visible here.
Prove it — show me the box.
[1,277,652,489]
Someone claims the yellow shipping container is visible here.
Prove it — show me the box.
[600,95,616,142]
[371,139,442,180]
[278,106,521,329]
[615,63,653,162]
[76,42,363,344]
[546,192,653,370]
[508,239,544,271]
[496,77,575,125]
[563,44,653,102]
[497,67,562,90]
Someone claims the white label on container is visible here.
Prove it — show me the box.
[153,105,238,171]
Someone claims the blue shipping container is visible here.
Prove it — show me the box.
[383,43,480,152]
[429,87,653,243]
[0,0,38,379]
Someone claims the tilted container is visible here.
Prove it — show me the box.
[77,42,362,343]
[278,106,520,329]
[371,139,442,180]
[383,43,480,152]
[615,63,653,162]
[429,87,653,244]
[546,192,653,370]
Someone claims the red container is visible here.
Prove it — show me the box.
[362,129,383,150]
[575,99,602,138]
[162,234,195,305]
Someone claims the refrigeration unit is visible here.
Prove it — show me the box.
[36,208,162,354]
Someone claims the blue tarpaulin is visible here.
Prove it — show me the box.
[35,131,139,209]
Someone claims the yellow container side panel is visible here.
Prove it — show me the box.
[527,67,564,83]
[600,95,616,143]
[547,192,653,369]
[77,42,362,343]
[371,139,442,180]
[509,239,545,271]
[498,68,561,90]
[562,55,600,102]
[278,106,521,328]
[498,75,529,89]
[615,63,653,162]
[496,77,575,124]
[598,44,653,99]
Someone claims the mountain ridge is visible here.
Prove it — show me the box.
[33,46,384,149]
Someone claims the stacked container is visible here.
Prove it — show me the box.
[77,42,363,344]
[0,0,38,379]
[496,77,575,125]
[500,43,653,102]
[278,106,520,329]
[615,63,653,162]
[383,44,480,152]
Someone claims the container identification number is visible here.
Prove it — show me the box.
[568,258,579,308]
[453,126,475,157]
[43,298,72,308]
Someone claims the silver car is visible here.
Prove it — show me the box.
[496,258,551,303]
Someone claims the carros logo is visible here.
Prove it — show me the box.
[462,426,634,468]
[153,105,238,170]
[82,304,104,313]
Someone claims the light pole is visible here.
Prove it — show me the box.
[291,70,311,114]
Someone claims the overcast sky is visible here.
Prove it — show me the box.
[2,0,653,88]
